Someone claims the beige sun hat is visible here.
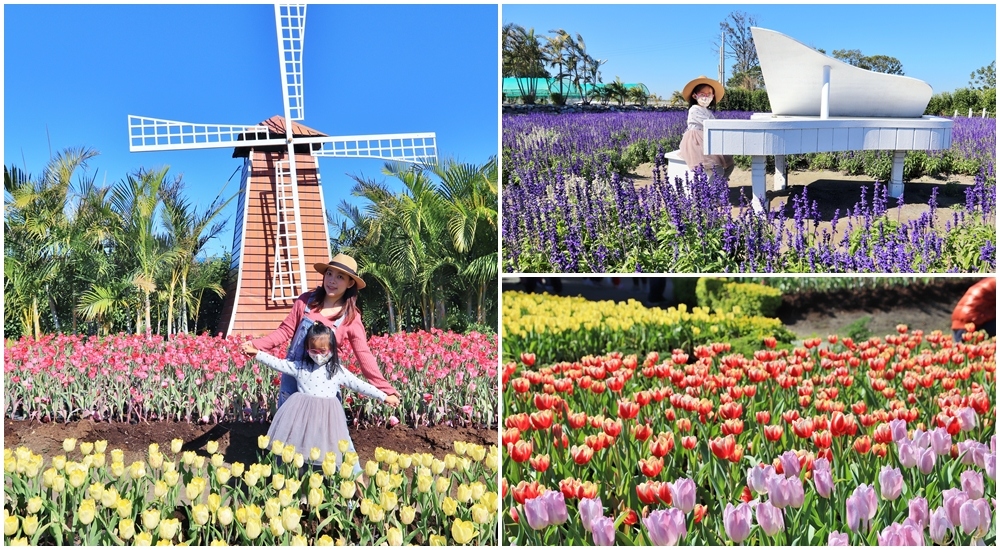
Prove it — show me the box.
[681,76,725,103]
[313,253,366,290]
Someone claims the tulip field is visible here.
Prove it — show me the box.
[502,111,996,273]
[502,308,996,544]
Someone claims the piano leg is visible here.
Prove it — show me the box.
[774,155,788,192]
[889,151,905,198]
[751,155,767,213]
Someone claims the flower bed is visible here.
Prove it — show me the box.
[4,330,498,429]
[502,326,996,545]
[4,437,498,545]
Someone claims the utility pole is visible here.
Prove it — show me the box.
[719,29,726,85]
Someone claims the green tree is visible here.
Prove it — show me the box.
[831,49,904,75]
[502,24,550,104]
[969,60,996,90]
[606,78,629,106]
[720,11,761,90]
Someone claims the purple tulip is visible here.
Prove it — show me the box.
[828,531,850,546]
[643,508,687,546]
[955,407,978,432]
[942,488,970,527]
[908,496,929,529]
[778,450,801,479]
[878,465,904,501]
[910,428,930,450]
[961,470,985,499]
[929,506,953,545]
[747,465,773,495]
[877,520,924,546]
[591,516,616,546]
[986,452,996,480]
[846,484,878,532]
[667,478,696,513]
[889,419,909,442]
[992,435,996,454]
[897,439,918,468]
[917,447,936,475]
[541,490,568,525]
[958,440,987,467]
[766,474,792,508]
[524,495,550,530]
[578,497,603,533]
[723,502,753,544]
[756,500,784,537]
[929,427,952,455]
[958,498,991,538]
[813,462,834,499]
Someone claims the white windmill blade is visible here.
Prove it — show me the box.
[275,4,307,122]
[127,115,281,152]
[308,132,438,163]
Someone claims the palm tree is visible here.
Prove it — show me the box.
[503,23,550,104]
[606,78,629,106]
[544,29,573,104]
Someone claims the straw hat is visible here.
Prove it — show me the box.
[681,76,725,103]
[313,253,366,290]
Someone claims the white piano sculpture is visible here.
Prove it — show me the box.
[668,27,953,213]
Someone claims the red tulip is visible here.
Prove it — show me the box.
[792,418,814,439]
[512,378,531,393]
[681,436,697,450]
[508,440,533,463]
[529,453,550,472]
[719,401,743,420]
[559,477,581,500]
[756,411,771,424]
[676,418,692,432]
[631,423,653,441]
[505,413,530,431]
[650,432,675,457]
[639,456,663,478]
[636,481,659,504]
[873,423,893,444]
[533,393,559,411]
[618,399,640,420]
[710,435,735,460]
[606,376,625,392]
[529,410,554,431]
[567,411,588,429]
[764,425,784,442]
[520,353,536,367]
[502,427,520,447]
[602,418,623,437]
[512,480,543,504]
[571,445,594,465]
[812,430,832,449]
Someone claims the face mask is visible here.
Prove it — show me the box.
[697,95,713,107]
[308,351,334,366]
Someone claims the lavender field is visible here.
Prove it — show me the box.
[502,111,996,273]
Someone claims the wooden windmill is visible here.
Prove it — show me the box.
[127,4,436,336]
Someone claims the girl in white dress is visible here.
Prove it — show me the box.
[244,322,395,474]
[678,75,734,178]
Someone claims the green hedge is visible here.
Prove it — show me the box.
[696,278,783,318]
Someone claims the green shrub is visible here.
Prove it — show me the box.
[696,278,783,317]
[673,277,699,307]
[844,315,873,341]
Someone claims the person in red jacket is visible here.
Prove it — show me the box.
[242,253,400,408]
[951,277,996,342]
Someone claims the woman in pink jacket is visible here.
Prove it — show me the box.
[242,253,400,409]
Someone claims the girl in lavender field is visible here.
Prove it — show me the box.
[678,76,735,178]
[243,322,397,475]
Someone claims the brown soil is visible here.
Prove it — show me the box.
[3,418,496,467]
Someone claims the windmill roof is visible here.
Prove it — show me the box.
[232,115,327,157]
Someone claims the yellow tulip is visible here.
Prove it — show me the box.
[80,441,94,455]
[205,440,219,454]
[281,446,297,465]
[443,454,457,470]
[94,440,108,453]
[390,473,404,489]
[207,493,222,513]
[285,477,302,493]
[435,476,451,494]
[470,482,486,502]
[420,453,434,468]
[308,487,324,508]
[118,518,136,540]
[210,454,224,468]
[148,451,163,469]
[453,441,468,456]
[383,450,399,466]
[309,447,322,462]
[359,498,373,516]
[375,471,390,488]
[163,469,180,487]
[91,452,106,468]
[101,486,119,508]
[51,475,65,493]
[470,503,490,524]
[429,534,446,546]
[7,537,27,546]
[380,490,398,512]
[339,481,356,499]
[142,509,161,531]
[115,497,132,519]
[322,456,338,477]
[158,517,180,540]
[480,491,499,513]
[52,455,67,471]
[186,477,206,502]
[367,504,385,523]
[230,462,244,477]
[209,540,227,546]
[268,516,285,537]
[451,518,478,544]
[335,536,347,546]
[271,440,286,455]
[109,461,125,479]
[181,451,196,466]
[343,452,358,467]
[129,461,147,480]
[264,498,281,519]
[279,488,294,508]
[271,473,286,491]
[309,472,324,489]
[260,463,272,478]
[26,497,42,515]
[193,455,206,470]
[338,439,351,454]
[215,467,231,485]
[153,480,169,499]
[76,498,96,526]
[63,438,77,453]
[430,459,445,475]
[387,526,403,546]
[290,534,308,546]
[281,507,302,532]
[5,512,19,536]
[338,462,354,479]
[315,535,334,546]
[148,443,160,457]
[399,505,416,525]
[68,467,87,489]
[21,515,38,537]
[243,469,260,487]
[134,531,153,546]
[244,516,262,540]
[373,448,386,463]
[171,439,183,454]
[258,435,270,449]
[469,444,487,462]
[416,474,432,493]
[457,457,472,473]
[217,506,234,527]
[397,454,412,469]
[441,496,458,516]
[110,449,124,464]
[456,483,473,503]
[364,460,379,477]
[191,504,210,526]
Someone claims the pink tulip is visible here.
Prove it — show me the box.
[961,470,985,500]
[778,450,801,479]
[578,497,603,533]
[958,498,991,538]
[958,440,987,467]
[929,506,953,545]
[897,439,918,468]
[756,500,784,537]
[591,516,616,546]
[942,488,969,527]
[908,496,929,529]
[889,419,908,442]
[541,490,568,525]
[524,495,550,530]
[643,508,687,546]
[747,465,773,495]
[955,407,978,432]
[667,478,696,513]
[877,519,924,546]
[986,452,996,480]
[878,465,904,501]
[846,484,878,532]
[827,531,850,546]
[813,458,833,498]
[917,447,936,475]
[910,428,930,450]
[723,502,753,544]
[929,427,952,455]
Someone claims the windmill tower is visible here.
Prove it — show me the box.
[127,4,436,336]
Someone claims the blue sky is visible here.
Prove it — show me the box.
[5,4,498,258]
[502,4,996,100]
